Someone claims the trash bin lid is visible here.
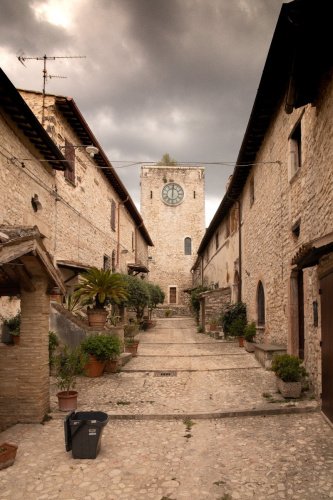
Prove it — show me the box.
[71,411,109,424]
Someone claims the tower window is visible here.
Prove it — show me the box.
[184,237,192,255]
[193,191,196,199]
[150,191,153,199]
[169,287,177,304]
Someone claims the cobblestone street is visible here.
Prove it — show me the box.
[1,318,333,499]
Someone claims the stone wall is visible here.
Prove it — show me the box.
[20,91,150,275]
[199,287,231,330]
[141,165,205,307]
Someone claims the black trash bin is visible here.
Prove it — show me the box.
[64,411,109,459]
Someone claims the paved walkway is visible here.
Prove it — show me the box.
[1,317,333,499]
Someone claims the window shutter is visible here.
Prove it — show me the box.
[64,139,75,183]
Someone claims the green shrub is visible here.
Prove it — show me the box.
[190,285,209,321]
[228,316,247,337]
[4,312,21,335]
[81,334,122,361]
[48,331,59,367]
[244,322,256,342]
[271,354,307,382]
[55,346,87,393]
[220,302,246,335]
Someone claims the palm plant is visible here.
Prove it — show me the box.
[75,268,128,309]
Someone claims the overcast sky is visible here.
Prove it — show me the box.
[0,0,284,225]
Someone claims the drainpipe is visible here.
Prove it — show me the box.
[237,199,242,302]
[117,196,129,267]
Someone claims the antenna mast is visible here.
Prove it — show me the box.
[17,54,86,124]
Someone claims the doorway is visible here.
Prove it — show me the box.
[320,271,333,423]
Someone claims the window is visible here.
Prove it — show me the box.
[257,281,265,326]
[215,232,219,250]
[111,199,116,231]
[292,219,301,239]
[103,255,110,270]
[184,237,192,255]
[150,191,153,199]
[289,121,302,178]
[249,177,255,206]
[193,191,196,199]
[64,139,75,184]
[111,250,116,272]
[230,204,239,234]
[169,286,177,304]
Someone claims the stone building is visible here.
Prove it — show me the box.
[193,0,333,423]
[0,69,66,430]
[19,90,153,284]
[0,68,153,430]
[141,164,205,312]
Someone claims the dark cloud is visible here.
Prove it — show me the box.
[0,0,284,223]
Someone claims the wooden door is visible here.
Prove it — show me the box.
[320,271,333,423]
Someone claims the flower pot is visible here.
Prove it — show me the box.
[276,378,302,398]
[244,340,255,352]
[210,324,218,332]
[87,308,108,328]
[57,390,78,411]
[11,334,20,345]
[125,341,139,357]
[84,355,106,377]
[104,358,119,373]
[238,336,244,347]
[0,443,18,470]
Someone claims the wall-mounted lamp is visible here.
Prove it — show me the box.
[60,144,99,158]
[85,145,99,158]
[31,194,42,212]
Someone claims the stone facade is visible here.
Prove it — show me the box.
[141,165,205,308]
[19,91,152,279]
[194,1,333,409]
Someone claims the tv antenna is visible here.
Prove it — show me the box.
[17,54,86,124]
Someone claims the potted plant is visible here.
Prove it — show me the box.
[55,346,87,411]
[125,336,139,357]
[0,443,18,470]
[244,322,256,352]
[104,335,123,373]
[209,316,219,332]
[271,354,307,398]
[4,311,21,345]
[124,320,139,338]
[75,268,128,328]
[221,302,247,346]
[81,334,118,377]
[229,316,247,347]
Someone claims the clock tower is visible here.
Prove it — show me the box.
[140,164,205,312]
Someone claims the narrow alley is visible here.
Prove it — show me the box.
[1,318,333,499]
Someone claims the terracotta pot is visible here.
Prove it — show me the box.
[0,443,18,470]
[104,358,119,373]
[84,355,106,377]
[125,342,139,357]
[11,335,20,345]
[57,390,78,411]
[276,378,302,398]
[210,324,218,332]
[87,308,108,328]
[238,336,244,347]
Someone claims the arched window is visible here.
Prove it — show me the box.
[257,281,265,326]
[184,237,192,255]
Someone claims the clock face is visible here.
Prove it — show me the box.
[162,183,184,205]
